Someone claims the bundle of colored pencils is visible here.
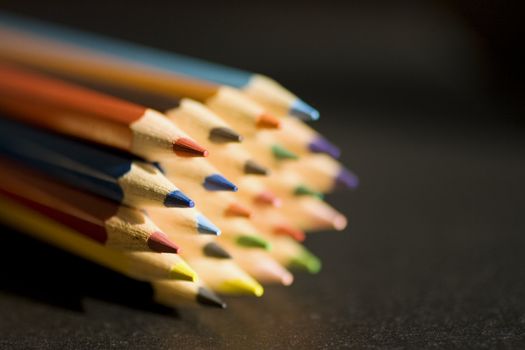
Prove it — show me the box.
[0,12,357,309]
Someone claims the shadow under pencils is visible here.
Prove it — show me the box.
[0,224,180,318]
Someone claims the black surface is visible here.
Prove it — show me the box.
[1,1,525,349]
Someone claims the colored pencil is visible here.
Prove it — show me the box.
[171,180,253,219]
[152,280,226,309]
[0,64,208,159]
[274,116,341,158]
[43,76,246,146]
[0,118,194,209]
[262,234,322,274]
[261,171,324,200]
[283,154,359,192]
[212,217,272,250]
[186,257,264,296]
[242,132,300,167]
[0,15,282,130]
[148,207,222,236]
[281,197,348,232]
[0,195,197,281]
[249,208,306,242]
[219,239,294,286]
[159,158,238,192]
[166,235,232,260]
[237,177,282,208]
[0,161,180,253]
[204,142,269,179]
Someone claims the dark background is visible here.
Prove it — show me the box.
[1,1,525,348]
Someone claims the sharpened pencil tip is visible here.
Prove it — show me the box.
[221,278,264,297]
[290,99,319,121]
[209,127,243,143]
[274,225,306,242]
[236,235,271,250]
[197,287,227,308]
[256,113,281,129]
[164,190,195,208]
[290,249,322,274]
[294,185,324,199]
[203,174,238,192]
[255,191,282,207]
[173,137,209,157]
[309,136,341,159]
[225,203,252,218]
[335,168,359,190]
[244,160,269,176]
[147,231,180,253]
[170,261,198,282]
[197,214,221,235]
[271,144,299,160]
[203,242,232,259]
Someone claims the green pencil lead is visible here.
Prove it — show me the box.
[294,185,324,199]
[272,144,299,160]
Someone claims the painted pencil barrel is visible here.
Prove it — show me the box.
[0,118,194,208]
[0,195,197,281]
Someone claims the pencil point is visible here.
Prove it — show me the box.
[309,136,341,158]
[164,190,195,208]
[255,191,282,207]
[170,261,198,282]
[203,174,238,192]
[335,168,359,190]
[294,185,324,199]
[221,278,264,297]
[197,214,221,235]
[244,160,269,176]
[209,127,243,143]
[225,203,252,218]
[256,113,281,129]
[274,225,306,242]
[290,99,319,121]
[271,144,299,160]
[333,213,348,231]
[147,231,180,253]
[290,249,322,274]
[196,287,227,308]
[236,235,271,250]
[173,137,209,157]
[203,242,232,259]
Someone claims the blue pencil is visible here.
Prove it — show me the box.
[0,12,318,121]
[0,118,194,209]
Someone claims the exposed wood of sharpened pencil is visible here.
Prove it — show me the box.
[185,257,264,296]
[159,158,238,193]
[219,239,294,286]
[170,178,252,219]
[283,154,359,193]
[147,207,222,237]
[281,197,348,232]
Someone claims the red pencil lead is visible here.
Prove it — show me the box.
[173,137,209,157]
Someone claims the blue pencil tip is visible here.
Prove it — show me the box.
[197,214,221,235]
[203,174,238,192]
[290,99,319,121]
[164,190,195,208]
